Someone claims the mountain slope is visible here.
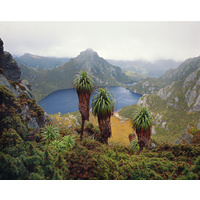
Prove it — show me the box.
[15,53,70,69]
[21,49,134,101]
[129,55,200,95]
[119,55,200,145]
[0,38,50,136]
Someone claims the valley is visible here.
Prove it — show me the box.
[0,37,200,180]
[20,49,134,101]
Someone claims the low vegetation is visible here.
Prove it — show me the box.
[0,124,200,179]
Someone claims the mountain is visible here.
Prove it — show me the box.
[119,55,200,145]
[15,53,70,69]
[107,59,181,78]
[0,38,50,137]
[129,55,200,95]
[0,39,21,82]
[21,49,134,101]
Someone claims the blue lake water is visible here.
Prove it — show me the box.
[39,86,142,114]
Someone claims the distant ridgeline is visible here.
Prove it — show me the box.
[120,55,200,145]
[19,49,134,101]
[0,38,50,140]
[15,53,70,69]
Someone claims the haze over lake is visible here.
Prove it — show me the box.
[39,86,142,114]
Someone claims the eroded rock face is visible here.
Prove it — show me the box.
[175,125,194,144]
[0,38,3,55]
[156,83,173,100]
[0,38,51,131]
[0,38,21,82]
[183,68,200,112]
[137,94,150,107]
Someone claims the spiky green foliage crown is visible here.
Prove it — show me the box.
[132,107,152,132]
[41,125,60,143]
[92,88,115,118]
[73,70,94,94]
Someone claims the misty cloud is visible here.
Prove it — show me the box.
[0,21,200,61]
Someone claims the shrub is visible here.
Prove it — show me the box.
[0,115,28,139]
[190,127,198,135]
[192,156,200,176]
[0,128,23,150]
[130,138,139,154]
[18,83,26,91]
[59,135,76,151]
[8,80,17,89]
[0,67,4,74]
[41,125,60,144]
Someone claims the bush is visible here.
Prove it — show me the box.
[59,135,76,151]
[0,67,4,74]
[0,129,23,150]
[0,115,28,139]
[41,125,60,144]
[190,127,198,135]
[130,138,139,154]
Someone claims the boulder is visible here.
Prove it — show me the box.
[0,74,19,96]
[149,143,156,149]
[151,126,157,135]
[162,122,169,131]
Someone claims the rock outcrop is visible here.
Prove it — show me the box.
[0,38,21,82]
[0,38,50,132]
[183,67,200,112]
[175,125,194,145]
[137,94,150,107]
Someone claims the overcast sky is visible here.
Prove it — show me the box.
[1,21,200,62]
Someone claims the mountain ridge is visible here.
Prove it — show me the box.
[129,55,200,95]
[15,53,70,69]
[21,49,134,101]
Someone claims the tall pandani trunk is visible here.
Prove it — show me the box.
[78,92,91,140]
[98,116,112,145]
[136,128,151,155]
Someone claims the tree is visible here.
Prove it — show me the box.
[132,107,152,155]
[73,71,94,140]
[92,88,115,145]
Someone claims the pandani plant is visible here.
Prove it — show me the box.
[132,107,152,155]
[41,124,60,144]
[92,87,115,145]
[73,70,94,140]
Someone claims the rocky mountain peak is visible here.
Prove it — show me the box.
[75,48,99,63]
[81,48,97,55]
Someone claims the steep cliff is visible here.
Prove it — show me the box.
[0,38,50,140]
[0,38,21,82]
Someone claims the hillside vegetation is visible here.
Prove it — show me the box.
[50,112,133,146]
[1,122,200,180]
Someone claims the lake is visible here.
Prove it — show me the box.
[39,86,142,114]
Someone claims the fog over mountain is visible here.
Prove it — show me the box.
[1,21,200,62]
[107,59,182,77]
